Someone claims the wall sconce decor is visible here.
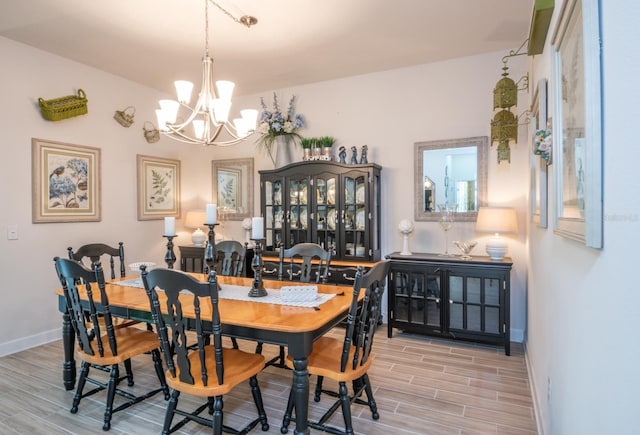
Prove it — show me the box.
[490,40,529,164]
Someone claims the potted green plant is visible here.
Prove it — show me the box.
[319,136,335,160]
[300,137,314,161]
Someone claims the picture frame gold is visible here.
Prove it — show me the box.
[551,0,603,248]
[136,154,181,221]
[32,138,101,223]
[212,158,254,221]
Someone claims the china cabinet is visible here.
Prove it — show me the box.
[386,252,512,355]
[259,161,381,263]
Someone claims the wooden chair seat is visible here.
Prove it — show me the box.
[284,336,373,382]
[166,347,265,397]
[79,328,163,366]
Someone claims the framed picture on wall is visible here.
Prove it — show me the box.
[136,154,181,220]
[530,78,549,228]
[212,158,254,220]
[32,138,101,223]
[551,0,603,248]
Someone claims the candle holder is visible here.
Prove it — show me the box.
[249,239,267,297]
[163,235,176,269]
[204,223,218,272]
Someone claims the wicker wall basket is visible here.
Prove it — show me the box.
[38,89,88,121]
[114,106,135,127]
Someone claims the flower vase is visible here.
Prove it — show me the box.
[274,135,296,168]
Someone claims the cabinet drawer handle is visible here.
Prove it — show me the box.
[342,273,356,282]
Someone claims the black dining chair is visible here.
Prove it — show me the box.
[278,242,332,284]
[203,240,247,277]
[259,242,333,368]
[67,242,126,280]
[140,267,270,435]
[203,240,247,350]
[53,257,169,431]
[280,261,391,435]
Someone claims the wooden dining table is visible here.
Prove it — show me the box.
[55,273,355,435]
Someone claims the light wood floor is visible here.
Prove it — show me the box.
[0,329,537,434]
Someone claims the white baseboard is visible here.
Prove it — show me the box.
[0,328,60,357]
[524,340,545,435]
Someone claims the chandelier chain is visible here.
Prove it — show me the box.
[208,0,258,28]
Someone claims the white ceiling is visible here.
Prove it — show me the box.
[1,0,532,96]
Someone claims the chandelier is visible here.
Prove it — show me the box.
[155,0,258,146]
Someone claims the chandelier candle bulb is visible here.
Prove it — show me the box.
[164,217,176,236]
[251,217,264,239]
[205,204,217,225]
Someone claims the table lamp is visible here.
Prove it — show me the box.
[475,207,517,261]
[184,210,207,247]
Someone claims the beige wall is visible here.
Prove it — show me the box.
[525,0,640,434]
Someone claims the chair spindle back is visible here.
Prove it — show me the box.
[341,261,390,372]
[68,242,125,280]
[141,267,223,386]
[278,243,332,283]
[54,257,117,358]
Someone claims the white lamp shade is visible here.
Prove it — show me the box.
[184,210,206,229]
[174,80,194,104]
[159,99,180,123]
[476,207,518,234]
[215,80,235,100]
[155,109,170,131]
[193,119,205,139]
[212,99,231,123]
[476,207,517,260]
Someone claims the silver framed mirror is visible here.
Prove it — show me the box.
[414,136,488,222]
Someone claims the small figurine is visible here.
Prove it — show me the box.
[338,146,347,164]
[350,146,358,164]
[360,144,368,164]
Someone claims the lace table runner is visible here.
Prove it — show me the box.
[111,278,337,309]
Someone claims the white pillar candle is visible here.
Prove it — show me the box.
[251,217,264,239]
[164,217,176,236]
[205,204,217,224]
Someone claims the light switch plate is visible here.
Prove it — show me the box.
[7,225,18,240]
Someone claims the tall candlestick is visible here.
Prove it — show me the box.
[163,235,176,269]
[249,238,267,297]
[205,204,217,224]
[164,217,176,236]
[251,217,264,239]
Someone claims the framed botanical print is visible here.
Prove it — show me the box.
[136,154,181,220]
[32,138,101,223]
[551,0,603,248]
[212,158,254,220]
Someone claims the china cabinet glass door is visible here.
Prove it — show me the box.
[286,176,310,248]
[314,174,338,256]
[343,172,368,259]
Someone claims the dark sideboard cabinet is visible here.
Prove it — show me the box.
[259,161,382,285]
[386,252,512,355]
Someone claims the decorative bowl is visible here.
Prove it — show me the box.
[128,262,157,274]
[452,241,477,260]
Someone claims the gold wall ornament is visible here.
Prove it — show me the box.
[490,40,530,164]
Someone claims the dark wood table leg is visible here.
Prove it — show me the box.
[292,357,310,435]
[61,310,76,390]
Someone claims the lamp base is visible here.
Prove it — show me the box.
[191,228,206,247]
[485,234,508,261]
